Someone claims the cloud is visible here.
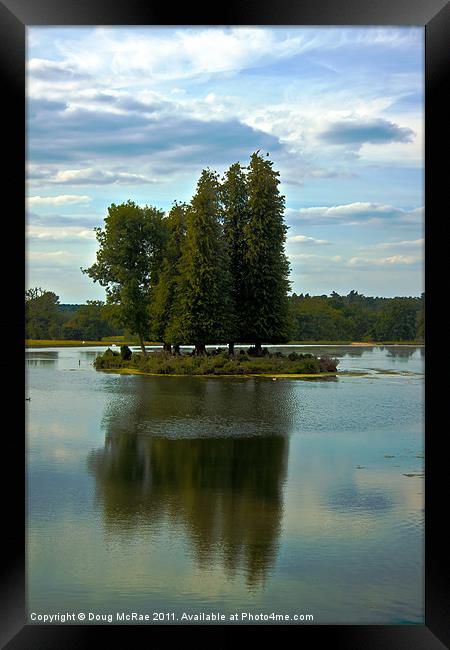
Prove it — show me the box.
[309,169,358,179]
[348,255,420,267]
[319,118,415,149]
[27,98,68,117]
[27,195,91,207]
[288,251,421,272]
[29,27,421,87]
[288,235,330,245]
[28,98,281,168]
[282,178,304,187]
[28,58,91,82]
[43,168,156,185]
[358,238,424,251]
[286,203,423,226]
[27,212,102,229]
[290,253,343,263]
[26,225,96,241]
[27,250,75,265]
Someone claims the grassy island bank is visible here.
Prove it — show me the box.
[94,347,339,377]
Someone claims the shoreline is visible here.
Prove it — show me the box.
[25,340,425,349]
[97,367,340,379]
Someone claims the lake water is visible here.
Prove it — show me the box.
[26,345,424,625]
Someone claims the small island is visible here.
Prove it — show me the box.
[94,345,339,378]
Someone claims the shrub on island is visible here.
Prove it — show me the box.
[94,348,339,376]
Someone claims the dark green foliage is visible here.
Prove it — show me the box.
[150,202,188,346]
[289,291,424,342]
[371,298,419,342]
[94,348,338,375]
[25,288,64,339]
[240,152,291,346]
[221,162,249,343]
[61,301,117,340]
[120,345,132,360]
[82,201,167,354]
[166,169,236,348]
[103,348,120,359]
[247,346,270,356]
[416,304,425,340]
[58,304,82,316]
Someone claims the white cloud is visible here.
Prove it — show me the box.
[381,255,419,264]
[286,203,423,226]
[288,235,330,245]
[289,253,343,263]
[28,57,90,81]
[27,194,91,206]
[31,27,420,87]
[348,255,420,267]
[359,238,424,251]
[53,169,156,185]
[26,225,96,241]
[27,250,75,263]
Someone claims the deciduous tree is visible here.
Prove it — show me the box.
[82,201,167,355]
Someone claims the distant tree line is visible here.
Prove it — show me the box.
[25,288,424,344]
[289,290,424,342]
[25,288,122,341]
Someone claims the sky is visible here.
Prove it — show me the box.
[26,26,424,303]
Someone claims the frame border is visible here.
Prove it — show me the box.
[2,1,448,647]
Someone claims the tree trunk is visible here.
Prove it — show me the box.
[138,333,147,356]
[195,343,206,355]
[163,342,172,354]
[254,342,262,356]
[228,342,235,355]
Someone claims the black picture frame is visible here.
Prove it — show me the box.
[2,1,448,647]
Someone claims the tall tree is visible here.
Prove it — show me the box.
[241,152,291,352]
[221,162,249,353]
[167,169,235,354]
[25,288,63,339]
[82,201,167,355]
[150,202,188,353]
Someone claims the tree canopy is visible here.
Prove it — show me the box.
[25,288,63,339]
[165,169,236,353]
[82,201,167,354]
[240,152,291,349]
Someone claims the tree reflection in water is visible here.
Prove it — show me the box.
[381,346,417,359]
[88,377,290,589]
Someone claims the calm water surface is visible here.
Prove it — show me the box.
[26,345,424,624]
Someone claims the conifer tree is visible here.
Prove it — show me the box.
[221,162,249,353]
[150,202,188,353]
[167,169,235,354]
[241,152,291,352]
